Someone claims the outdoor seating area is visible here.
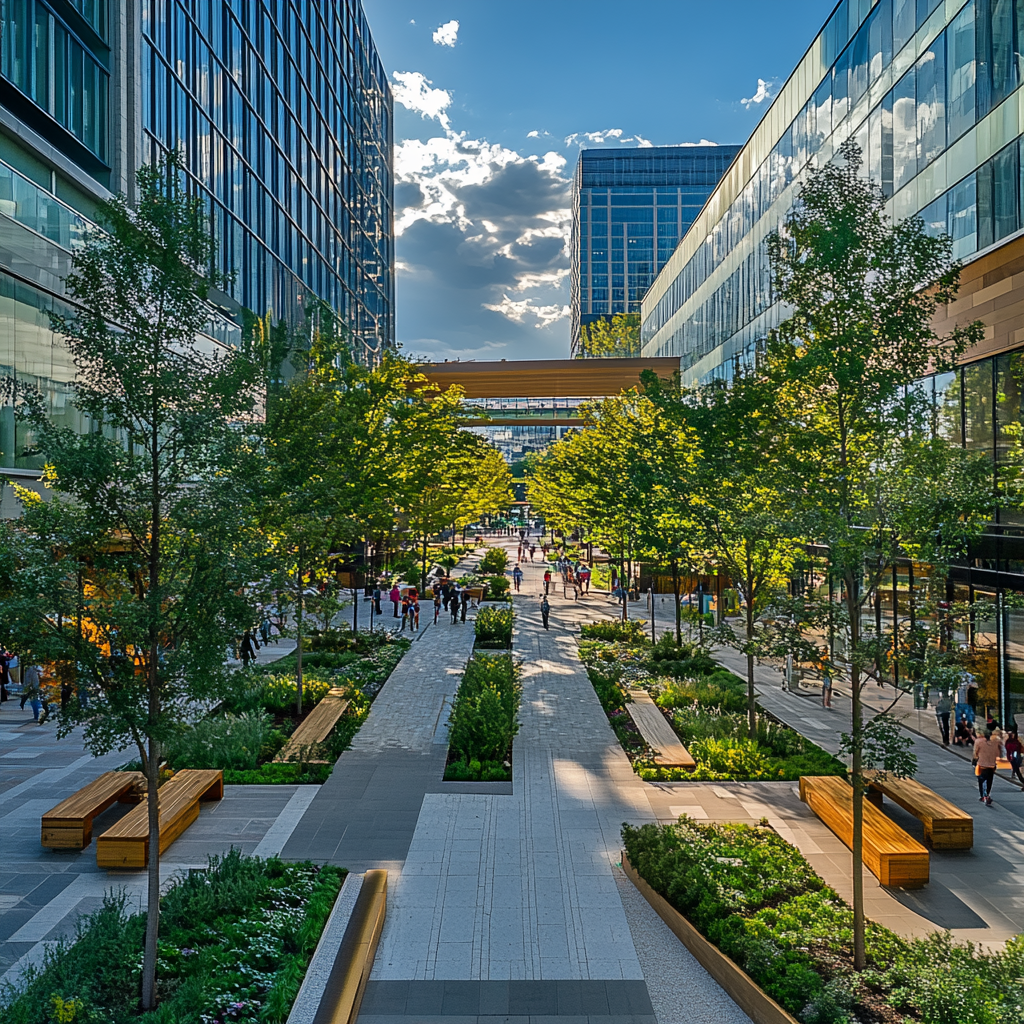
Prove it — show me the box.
[94,769,224,870]
[273,687,350,765]
[799,775,930,888]
[863,769,974,850]
[625,687,696,769]
[40,771,147,850]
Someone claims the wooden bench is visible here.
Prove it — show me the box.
[799,776,929,888]
[95,769,223,869]
[863,770,973,850]
[274,688,350,764]
[41,771,146,849]
[626,688,696,769]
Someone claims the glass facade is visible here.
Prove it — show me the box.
[642,0,1024,381]
[0,0,110,168]
[571,146,739,356]
[140,0,394,358]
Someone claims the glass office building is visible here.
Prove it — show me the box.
[0,0,393,508]
[570,146,739,356]
[640,0,1024,723]
[140,1,393,356]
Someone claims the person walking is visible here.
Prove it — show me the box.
[512,565,523,592]
[259,615,272,646]
[240,630,259,668]
[540,596,550,630]
[374,585,383,616]
[451,585,461,624]
[1007,727,1024,788]
[819,660,834,708]
[390,584,401,617]
[400,595,410,631]
[433,590,441,624]
[974,727,1005,805]
[0,650,9,703]
[543,569,552,595]
[412,598,421,631]
[461,586,470,623]
[22,662,42,722]
[529,544,536,562]
[935,692,952,746]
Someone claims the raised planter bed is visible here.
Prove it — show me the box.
[621,851,798,1024]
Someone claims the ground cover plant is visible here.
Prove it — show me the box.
[578,627,843,781]
[159,630,410,784]
[445,653,521,781]
[474,605,514,648]
[0,850,345,1023]
[624,817,1024,1024]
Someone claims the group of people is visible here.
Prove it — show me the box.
[0,651,49,722]
[541,556,591,600]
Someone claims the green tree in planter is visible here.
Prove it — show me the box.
[1,154,264,1009]
[765,140,995,969]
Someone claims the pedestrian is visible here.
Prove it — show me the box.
[461,586,470,623]
[512,565,523,592]
[240,630,259,668]
[400,595,410,631]
[434,590,441,624]
[411,599,420,631]
[0,650,8,703]
[529,544,536,562]
[22,662,42,722]
[374,585,383,616]
[544,569,552,595]
[442,580,452,611]
[821,661,833,708]
[259,615,272,646]
[541,596,550,630]
[954,714,976,747]
[935,692,952,746]
[974,727,1005,805]
[451,586,461,624]
[1007,727,1024,788]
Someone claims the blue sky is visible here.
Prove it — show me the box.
[361,0,835,362]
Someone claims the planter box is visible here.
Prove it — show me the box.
[621,852,799,1024]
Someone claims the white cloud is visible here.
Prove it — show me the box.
[563,128,655,148]
[674,139,719,147]
[741,79,774,109]
[483,295,569,328]
[392,71,452,130]
[390,71,574,358]
[433,19,459,46]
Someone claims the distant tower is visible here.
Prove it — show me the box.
[570,146,739,356]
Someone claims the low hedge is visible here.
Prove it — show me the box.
[0,850,345,1023]
[474,606,514,648]
[445,654,521,781]
[579,620,648,643]
[624,818,1024,1024]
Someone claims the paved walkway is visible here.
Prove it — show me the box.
[333,541,752,1024]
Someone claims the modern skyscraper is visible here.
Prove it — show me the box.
[0,1,393,500]
[570,145,740,356]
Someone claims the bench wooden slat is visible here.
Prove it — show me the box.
[274,690,350,764]
[626,689,696,770]
[41,771,146,850]
[863,770,973,850]
[95,769,222,869]
[800,775,929,888]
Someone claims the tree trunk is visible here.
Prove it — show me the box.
[745,596,757,740]
[672,558,682,646]
[296,544,304,718]
[421,534,429,595]
[141,731,161,1009]
[846,572,866,970]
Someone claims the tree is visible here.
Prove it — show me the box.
[765,140,990,969]
[2,154,263,1008]
[577,312,641,358]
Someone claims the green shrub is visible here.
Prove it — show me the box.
[479,547,509,574]
[656,674,747,714]
[580,620,648,643]
[444,758,509,781]
[164,711,277,772]
[261,673,334,715]
[446,654,521,773]
[223,761,333,785]
[486,576,511,598]
[0,851,345,1024]
[475,605,514,647]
